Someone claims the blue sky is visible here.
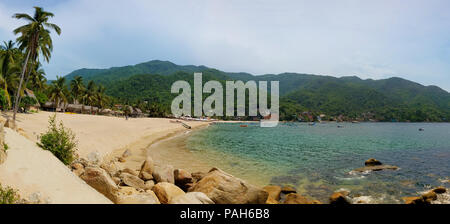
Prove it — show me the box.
[0,0,449,91]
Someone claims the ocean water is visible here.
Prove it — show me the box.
[185,122,450,203]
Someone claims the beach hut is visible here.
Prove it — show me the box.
[24,89,40,111]
[66,104,83,113]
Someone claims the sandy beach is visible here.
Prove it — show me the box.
[0,111,211,203]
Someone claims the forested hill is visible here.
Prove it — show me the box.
[64,60,450,122]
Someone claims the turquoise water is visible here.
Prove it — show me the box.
[186,122,450,203]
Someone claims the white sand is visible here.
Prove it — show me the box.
[13,111,210,160]
[0,111,210,203]
[0,128,112,204]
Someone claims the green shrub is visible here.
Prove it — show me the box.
[37,115,77,165]
[3,143,8,152]
[0,184,20,204]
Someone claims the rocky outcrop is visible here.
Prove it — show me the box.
[403,196,426,205]
[71,162,85,176]
[120,173,146,190]
[329,191,351,205]
[353,159,398,172]
[169,192,214,204]
[153,182,185,204]
[138,156,154,181]
[189,168,268,204]
[153,164,174,184]
[80,166,119,202]
[281,186,296,194]
[283,193,320,204]
[432,187,446,194]
[174,168,193,191]
[364,158,382,166]
[116,191,160,204]
[263,185,282,202]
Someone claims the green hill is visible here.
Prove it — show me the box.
[64,60,450,122]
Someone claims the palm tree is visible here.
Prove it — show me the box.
[28,62,47,91]
[48,76,68,112]
[81,80,97,114]
[0,40,18,108]
[12,7,61,120]
[69,76,84,104]
[95,85,108,109]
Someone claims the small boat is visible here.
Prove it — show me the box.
[240,124,248,127]
[419,128,424,131]
[308,122,316,126]
[337,125,344,128]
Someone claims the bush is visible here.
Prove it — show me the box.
[37,115,77,165]
[0,184,20,204]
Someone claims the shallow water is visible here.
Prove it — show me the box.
[183,122,450,203]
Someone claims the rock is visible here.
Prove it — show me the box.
[266,197,279,204]
[112,177,121,185]
[329,192,351,205]
[122,149,132,158]
[118,157,126,163]
[352,165,399,172]
[71,162,84,170]
[191,171,206,182]
[421,191,437,202]
[138,156,155,181]
[283,193,318,204]
[118,186,139,195]
[87,151,102,166]
[189,168,268,204]
[120,173,146,189]
[152,182,185,204]
[71,162,85,176]
[263,185,282,201]
[80,166,118,202]
[153,164,174,184]
[281,186,296,194]
[403,196,426,205]
[432,187,446,194]
[144,180,155,190]
[169,192,214,204]
[100,162,119,177]
[116,191,160,204]
[365,158,382,166]
[174,169,193,191]
[122,168,138,176]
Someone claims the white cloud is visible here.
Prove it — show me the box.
[0,0,449,91]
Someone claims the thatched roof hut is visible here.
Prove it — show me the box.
[24,89,40,107]
[66,104,83,113]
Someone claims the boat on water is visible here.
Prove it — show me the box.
[308,122,316,126]
[240,124,248,127]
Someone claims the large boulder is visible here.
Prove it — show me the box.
[432,187,446,194]
[116,191,160,204]
[263,185,282,201]
[153,182,185,204]
[174,169,193,191]
[421,191,437,203]
[153,164,174,184]
[120,173,146,189]
[281,186,296,194]
[188,168,268,204]
[71,162,85,177]
[364,158,382,166]
[403,196,427,205]
[329,191,351,205]
[138,156,155,181]
[284,193,320,204]
[169,192,214,204]
[80,166,119,202]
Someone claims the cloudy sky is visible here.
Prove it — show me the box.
[1,0,449,91]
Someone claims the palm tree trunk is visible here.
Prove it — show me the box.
[13,50,31,121]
